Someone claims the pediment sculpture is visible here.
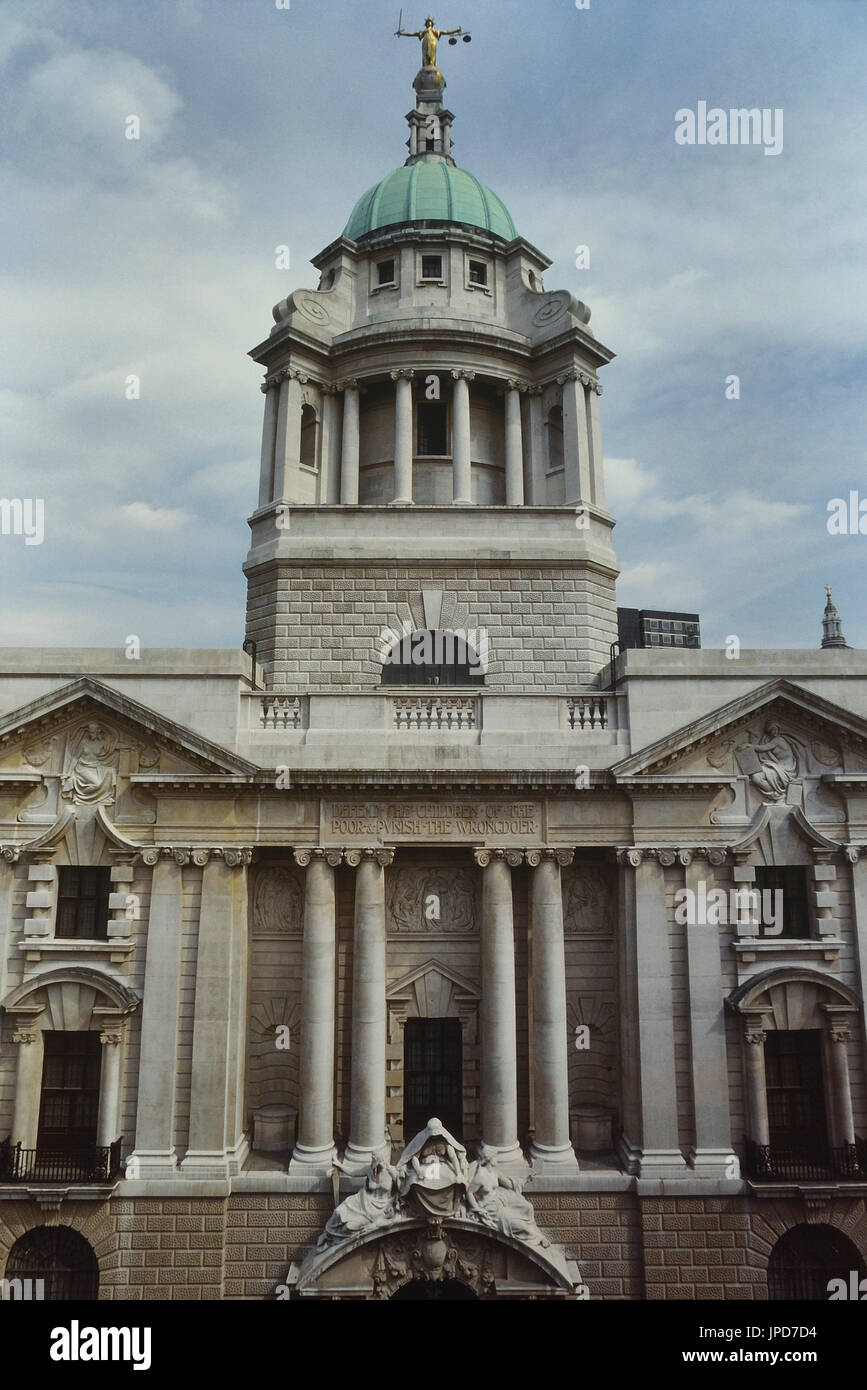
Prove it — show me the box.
[60,722,118,807]
[315,1118,553,1257]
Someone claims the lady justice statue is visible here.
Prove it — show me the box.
[396,15,470,83]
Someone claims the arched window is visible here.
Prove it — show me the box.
[300,404,319,471]
[768,1224,864,1301]
[546,404,564,473]
[380,629,485,686]
[5,1226,99,1301]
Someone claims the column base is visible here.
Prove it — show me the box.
[125,1149,179,1180]
[179,1135,250,1180]
[289,1140,337,1176]
[341,1139,391,1176]
[452,497,473,506]
[687,1146,740,1179]
[483,1140,530,1178]
[633,1147,690,1179]
[388,497,414,506]
[530,1140,581,1175]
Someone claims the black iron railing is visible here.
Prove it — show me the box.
[744,1136,867,1182]
[0,1136,123,1183]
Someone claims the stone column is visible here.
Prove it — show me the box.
[257,380,280,506]
[475,848,526,1171]
[391,370,415,504]
[339,379,360,503]
[345,849,394,1172]
[847,848,867,1092]
[683,851,736,1175]
[824,1018,856,1150]
[504,380,525,506]
[586,380,605,509]
[529,850,579,1171]
[526,387,545,505]
[0,847,20,999]
[96,1031,123,1149]
[558,368,592,506]
[743,1023,770,1148]
[273,369,305,502]
[451,370,474,505]
[290,849,341,1173]
[320,387,341,504]
[618,849,688,1176]
[131,850,186,1177]
[10,1029,43,1152]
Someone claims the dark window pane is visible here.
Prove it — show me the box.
[417,402,447,455]
[421,255,442,280]
[377,259,395,285]
[468,260,487,285]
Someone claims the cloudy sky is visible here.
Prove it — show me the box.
[1,0,865,653]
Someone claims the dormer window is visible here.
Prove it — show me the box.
[377,259,396,287]
[421,255,443,281]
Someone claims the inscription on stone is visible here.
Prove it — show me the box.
[325,800,541,841]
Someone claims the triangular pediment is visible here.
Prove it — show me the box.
[612,680,867,782]
[0,677,256,779]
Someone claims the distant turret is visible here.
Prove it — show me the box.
[821,585,849,649]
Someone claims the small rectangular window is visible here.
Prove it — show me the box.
[754,866,811,939]
[377,259,396,286]
[56,867,111,940]
[468,260,487,286]
[421,255,442,281]
[417,401,448,455]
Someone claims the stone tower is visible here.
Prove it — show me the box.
[243,48,619,694]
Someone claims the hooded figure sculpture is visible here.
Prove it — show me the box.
[397,1117,469,1218]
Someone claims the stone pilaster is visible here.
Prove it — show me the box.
[617,848,688,1177]
[130,850,186,1177]
[96,1030,124,1149]
[258,379,279,506]
[557,368,592,505]
[683,849,736,1176]
[181,848,253,1179]
[10,1028,42,1152]
[273,369,306,501]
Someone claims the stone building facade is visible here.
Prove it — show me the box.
[0,50,866,1302]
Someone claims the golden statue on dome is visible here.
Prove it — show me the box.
[395,13,471,82]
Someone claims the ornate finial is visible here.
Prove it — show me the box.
[395,13,471,85]
[821,584,849,649]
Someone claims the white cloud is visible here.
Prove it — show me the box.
[118,502,190,531]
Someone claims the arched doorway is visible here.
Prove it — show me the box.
[6,1226,99,1301]
[390,1278,478,1301]
[768,1224,864,1300]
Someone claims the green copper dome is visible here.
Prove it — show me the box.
[344,162,517,242]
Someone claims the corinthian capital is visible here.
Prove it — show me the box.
[451,369,476,383]
[390,369,415,382]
